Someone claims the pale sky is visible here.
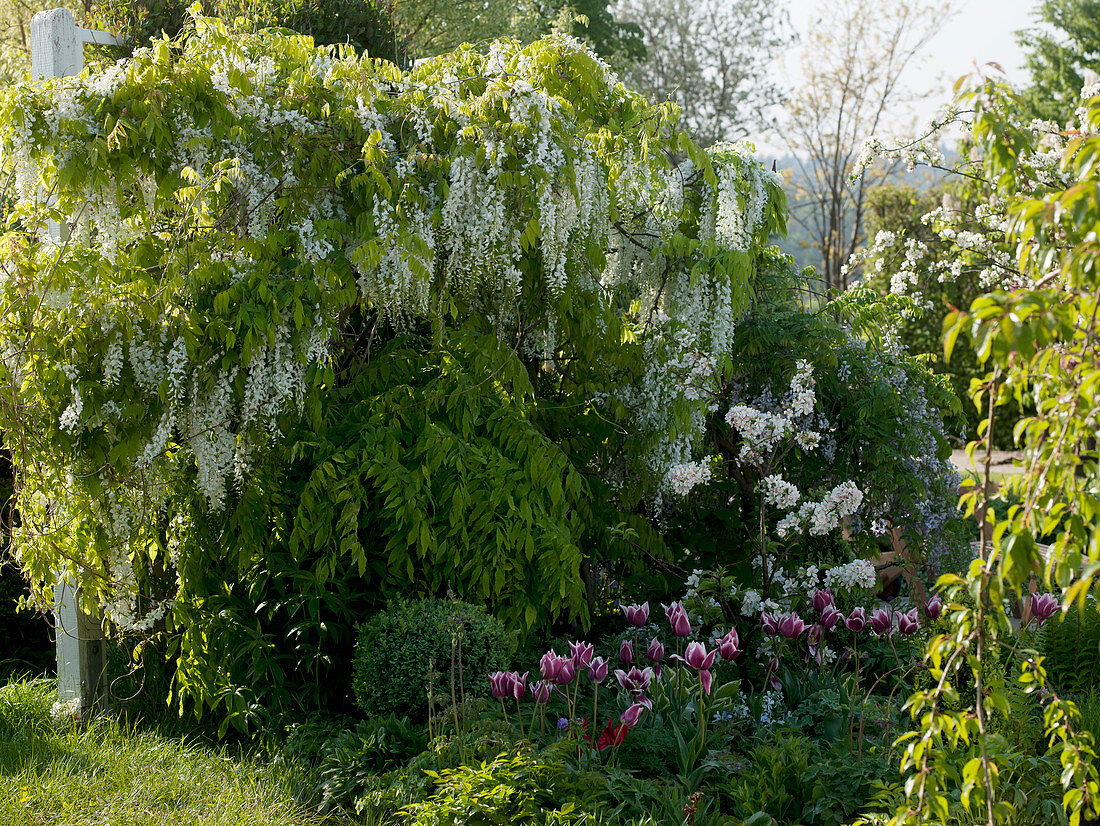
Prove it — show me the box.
[754,0,1040,154]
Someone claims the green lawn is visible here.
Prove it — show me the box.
[0,678,341,826]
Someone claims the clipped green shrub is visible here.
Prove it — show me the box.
[1039,597,1100,694]
[353,599,515,721]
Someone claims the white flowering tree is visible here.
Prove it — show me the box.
[0,15,802,723]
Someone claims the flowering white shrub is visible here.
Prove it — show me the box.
[0,19,789,638]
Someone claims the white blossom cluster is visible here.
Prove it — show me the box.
[760,474,800,509]
[666,458,714,497]
[775,480,864,537]
[822,558,878,591]
[100,546,173,634]
[724,360,821,465]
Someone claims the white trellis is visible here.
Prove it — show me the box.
[30,7,123,717]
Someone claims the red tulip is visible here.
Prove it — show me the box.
[595,718,630,750]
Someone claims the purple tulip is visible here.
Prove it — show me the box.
[622,602,650,627]
[1031,593,1059,624]
[509,671,528,699]
[845,607,866,632]
[924,594,943,620]
[674,641,717,671]
[761,611,779,636]
[569,640,594,669]
[539,650,561,682]
[701,669,714,694]
[898,609,919,636]
[778,612,805,639]
[588,656,609,684]
[806,623,825,647]
[666,602,692,637]
[645,637,665,664]
[531,680,551,704]
[870,607,892,635]
[489,671,512,699]
[614,666,654,695]
[619,701,646,728]
[812,588,835,614]
[819,605,843,631]
[540,651,575,685]
[717,629,741,662]
[765,656,781,692]
[619,638,634,665]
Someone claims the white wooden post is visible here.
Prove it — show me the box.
[31,7,122,719]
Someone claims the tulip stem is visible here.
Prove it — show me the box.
[849,634,860,753]
[500,697,508,727]
[697,679,708,762]
[514,697,524,738]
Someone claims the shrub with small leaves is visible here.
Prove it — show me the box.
[353,598,515,721]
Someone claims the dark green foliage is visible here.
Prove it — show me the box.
[612,724,680,777]
[1040,599,1100,694]
[1018,0,1100,125]
[0,564,52,681]
[352,598,515,721]
[721,731,814,823]
[277,713,427,813]
[803,744,896,826]
[88,0,399,61]
[103,639,177,727]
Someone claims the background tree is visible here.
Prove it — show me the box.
[610,0,791,148]
[782,0,949,292]
[89,0,400,61]
[1017,0,1100,125]
[390,0,641,66]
